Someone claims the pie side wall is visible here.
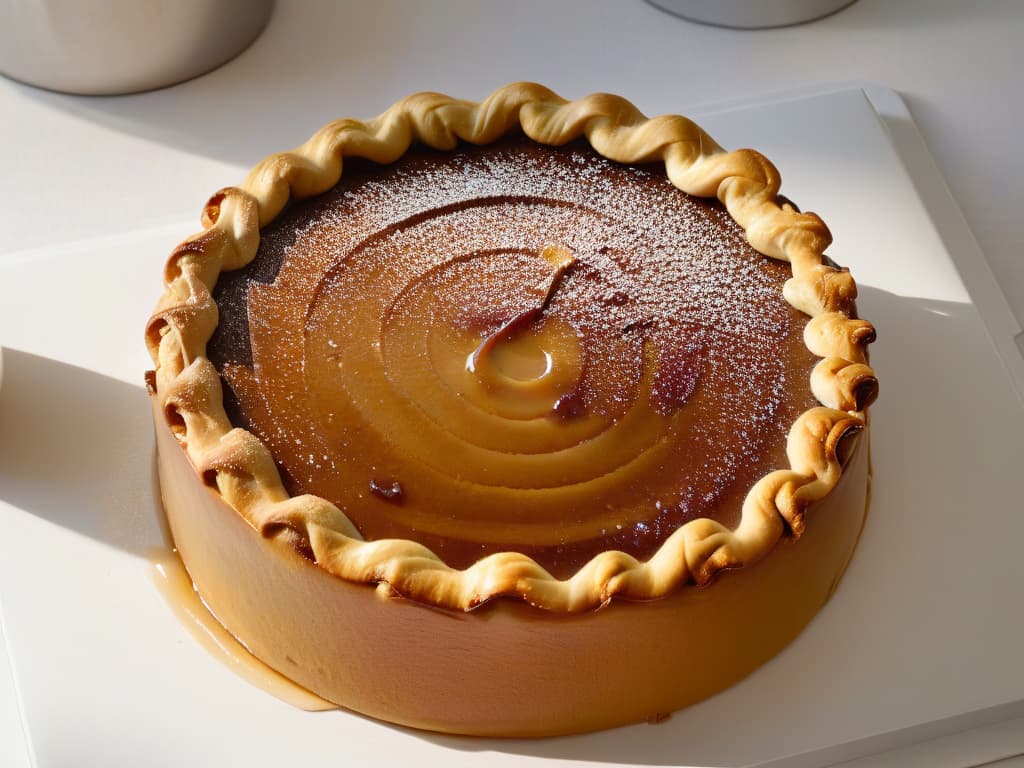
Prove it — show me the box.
[153,397,869,737]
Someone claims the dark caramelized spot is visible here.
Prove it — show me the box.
[370,479,405,504]
[855,324,877,346]
[835,425,863,467]
[651,338,706,415]
[552,389,587,420]
[203,190,227,225]
[622,318,657,335]
[603,290,630,306]
[165,404,186,437]
[854,377,879,411]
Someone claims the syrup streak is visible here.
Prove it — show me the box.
[149,548,337,712]
[467,244,576,377]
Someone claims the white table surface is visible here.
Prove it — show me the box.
[2,2,1023,766]
[1,0,1022,334]
[2,81,1022,768]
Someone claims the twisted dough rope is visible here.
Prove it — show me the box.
[146,82,878,613]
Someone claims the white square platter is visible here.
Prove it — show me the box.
[1,84,1022,767]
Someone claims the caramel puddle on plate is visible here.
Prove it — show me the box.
[149,547,337,712]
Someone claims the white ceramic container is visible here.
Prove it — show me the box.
[646,0,857,28]
[0,0,273,95]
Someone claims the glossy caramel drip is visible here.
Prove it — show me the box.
[208,138,818,577]
[149,548,337,712]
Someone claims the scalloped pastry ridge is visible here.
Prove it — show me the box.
[146,82,876,613]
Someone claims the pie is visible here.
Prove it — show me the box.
[146,82,877,736]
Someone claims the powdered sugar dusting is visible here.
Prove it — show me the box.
[212,138,819,574]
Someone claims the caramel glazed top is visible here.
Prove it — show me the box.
[207,136,819,580]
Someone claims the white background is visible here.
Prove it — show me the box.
[1,0,1022,332]
[2,2,1023,767]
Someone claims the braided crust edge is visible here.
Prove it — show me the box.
[145,82,877,613]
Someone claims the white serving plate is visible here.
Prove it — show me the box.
[1,85,1022,768]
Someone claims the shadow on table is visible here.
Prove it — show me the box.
[4,1,421,168]
[0,348,165,556]
[410,283,1020,767]
[2,282,1019,766]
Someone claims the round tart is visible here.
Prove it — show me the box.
[146,83,877,736]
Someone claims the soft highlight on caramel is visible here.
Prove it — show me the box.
[148,83,876,612]
[207,139,820,577]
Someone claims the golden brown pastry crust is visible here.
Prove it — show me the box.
[153,403,870,736]
[146,82,877,613]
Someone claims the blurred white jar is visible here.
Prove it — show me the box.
[0,0,273,95]
[646,0,857,28]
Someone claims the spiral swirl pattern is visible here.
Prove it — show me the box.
[147,83,877,611]
[209,140,819,577]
